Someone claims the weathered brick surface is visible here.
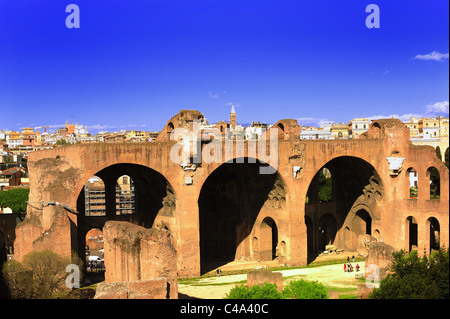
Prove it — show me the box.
[94,279,172,299]
[357,283,374,299]
[247,270,283,292]
[365,242,396,280]
[101,221,178,299]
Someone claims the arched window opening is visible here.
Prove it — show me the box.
[84,176,106,216]
[167,122,174,134]
[318,167,332,203]
[85,228,105,273]
[276,123,285,140]
[252,237,259,260]
[260,217,278,261]
[354,209,372,236]
[427,217,440,253]
[407,168,418,199]
[406,216,418,253]
[344,227,351,249]
[279,241,287,259]
[374,229,381,241]
[116,175,135,215]
[306,167,333,204]
[427,167,440,199]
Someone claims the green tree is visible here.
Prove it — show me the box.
[435,146,442,161]
[445,147,449,168]
[370,248,449,299]
[225,284,251,299]
[226,283,283,299]
[55,139,68,146]
[318,169,332,202]
[428,167,440,199]
[282,279,329,299]
[2,250,84,299]
[0,188,29,214]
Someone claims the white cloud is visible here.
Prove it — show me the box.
[89,123,148,131]
[365,101,448,123]
[366,113,424,122]
[413,51,449,61]
[225,102,240,108]
[426,100,449,114]
[89,124,116,130]
[208,91,219,99]
[296,117,335,127]
[382,70,390,75]
[34,124,65,129]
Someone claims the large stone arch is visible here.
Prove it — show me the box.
[197,157,287,274]
[304,155,384,261]
[75,163,177,260]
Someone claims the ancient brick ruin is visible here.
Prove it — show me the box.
[13,110,449,288]
[95,221,177,299]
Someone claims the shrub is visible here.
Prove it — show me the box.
[249,283,283,299]
[226,285,251,299]
[226,283,283,299]
[226,279,330,299]
[370,248,449,299]
[282,279,329,299]
[1,259,34,299]
[2,250,83,299]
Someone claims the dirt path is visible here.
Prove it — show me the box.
[178,261,365,299]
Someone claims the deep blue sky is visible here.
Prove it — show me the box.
[0,0,448,133]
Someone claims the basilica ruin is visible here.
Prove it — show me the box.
[12,110,449,296]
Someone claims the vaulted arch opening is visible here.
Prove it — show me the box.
[427,217,440,253]
[318,214,337,251]
[427,167,440,199]
[84,176,106,216]
[405,216,418,253]
[85,228,104,273]
[198,158,283,274]
[406,167,418,199]
[354,209,372,236]
[260,217,278,261]
[115,175,135,215]
[305,156,383,262]
[76,163,176,269]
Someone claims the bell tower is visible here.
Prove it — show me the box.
[230,104,236,129]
